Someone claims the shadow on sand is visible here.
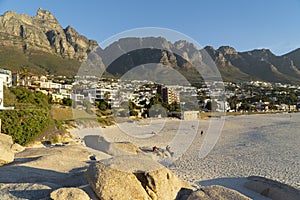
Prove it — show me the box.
[198,177,270,200]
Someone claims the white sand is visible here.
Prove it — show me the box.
[70,113,300,198]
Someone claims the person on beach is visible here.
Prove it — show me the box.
[166,145,171,153]
[166,145,174,157]
[153,145,158,152]
[201,130,204,135]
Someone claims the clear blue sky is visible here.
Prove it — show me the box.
[0,0,300,55]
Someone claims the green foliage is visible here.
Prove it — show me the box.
[96,99,110,111]
[129,110,138,116]
[97,117,115,126]
[0,47,81,76]
[62,98,72,106]
[0,87,51,145]
[205,100,218,111]
[167,102,181,112]
[54,119,64,130]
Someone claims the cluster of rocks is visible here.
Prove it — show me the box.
[84,157,251,200]
[1,133,299,200]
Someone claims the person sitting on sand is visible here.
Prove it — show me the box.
[166,145,171,153]
[153,145,158,152]
[166,145,174,157]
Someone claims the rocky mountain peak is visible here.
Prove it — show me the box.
[248,48,275,59]
[34,8,57,21]
[174,40,196,50]
[217,46,238,55]
[0,9,98,61]
[2,11,18,19]
[203,46,217,55]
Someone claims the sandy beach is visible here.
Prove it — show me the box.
[70,112,300,198]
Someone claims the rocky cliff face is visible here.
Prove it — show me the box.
[0,8,98,61]
[91,37,300,84]
[205,45,300,83]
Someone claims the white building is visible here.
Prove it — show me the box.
[83,88,119,107]
[0,68,12,87]
[40,81,62,89]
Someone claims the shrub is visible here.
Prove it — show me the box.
[0,87,51,145]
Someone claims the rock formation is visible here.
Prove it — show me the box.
[83,135,142,156]
[0,133,14,166]
[50,187,90,200]
[85,156,193,200]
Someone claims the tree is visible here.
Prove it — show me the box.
[167,102,181,112]
[96,99,109,111]
[205,100,218,111]
[228,95,238,111]
[62,98,72,106]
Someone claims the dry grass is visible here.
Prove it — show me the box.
[51,106,96,120]
[199,111,287,118]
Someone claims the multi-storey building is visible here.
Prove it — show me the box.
[157,85,180,104]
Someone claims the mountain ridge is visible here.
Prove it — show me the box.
[0,9,300,84]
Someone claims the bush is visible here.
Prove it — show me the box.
[0,87,51,145]
[0,109,50,145]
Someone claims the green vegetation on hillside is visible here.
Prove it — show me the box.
[0,87,51,145]
[0,47,81,75]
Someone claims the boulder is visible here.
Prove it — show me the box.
[11,143,25,153]
[134,166,192,200]
[83,135,142,156]
[244,176,300,200]
[0,133,14,166]
[186,185,251,200]
[85,155,193,200]
[50,187,90,200]
[86,159,151,200]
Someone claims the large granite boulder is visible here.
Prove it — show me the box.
[85,155,192,200]
[50,187,90,200]
[244,176,300,200]
[0,133,14,166]
[83,135,142,156]
[185,185,251,200]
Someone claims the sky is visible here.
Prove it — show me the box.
[0,0,300,55]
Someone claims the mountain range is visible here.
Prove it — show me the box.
[0,9,300,84]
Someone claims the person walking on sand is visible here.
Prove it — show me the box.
[201,130,203,135]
